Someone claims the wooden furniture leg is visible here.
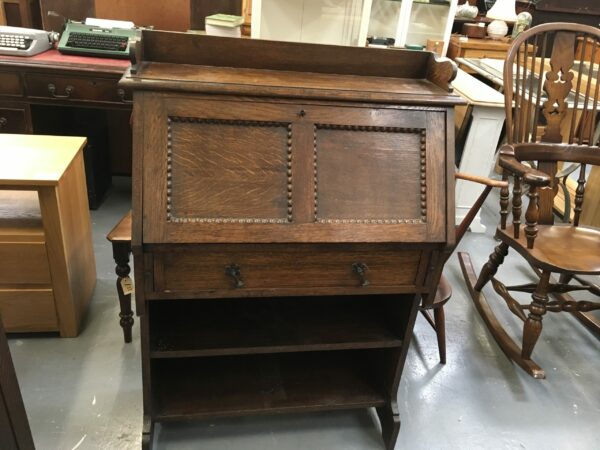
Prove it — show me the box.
[376,402,400,450]
[433,307,446,364]
[0,315,35,449]
[107,211,134,343]
[521,271,551,360]
[112,241,133,343]
[474,242,509,291]
[142,414,154,450]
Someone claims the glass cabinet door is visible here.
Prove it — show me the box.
[404,1,454,49]
[367,0,402,44]
[253,0,370,46]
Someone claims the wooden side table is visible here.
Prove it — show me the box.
[452,68,506,233]
[447,36,512,66]
[0,134,96,337]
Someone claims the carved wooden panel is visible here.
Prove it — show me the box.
[314,125,426,224]
[167,116,292,224]
[141,95,447,244]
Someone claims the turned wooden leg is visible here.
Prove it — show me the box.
[522,271,551,360]
[376,402,400,450]
[434,306,446,364]
[474,242,509,291]
[112,241,134,343]
[559,273,573,284]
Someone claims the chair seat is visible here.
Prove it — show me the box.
[497,225,600,274]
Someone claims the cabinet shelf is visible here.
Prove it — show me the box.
[152,351,388,420]
[149,296,403,359]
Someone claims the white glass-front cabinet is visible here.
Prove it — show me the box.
[251,0,458,55]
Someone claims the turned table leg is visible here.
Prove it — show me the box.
[112,241,133,343]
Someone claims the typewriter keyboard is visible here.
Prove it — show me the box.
[66,32,128,52]
[0,33,32,50]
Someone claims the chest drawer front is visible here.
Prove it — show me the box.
[153,245,422,294]
[0,242,51,285]
[0,106,29,134]
[0,71,23,96]
[25,74,123,103]
[141,95,449,244]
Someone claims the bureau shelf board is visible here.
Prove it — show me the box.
[121,30,463,449]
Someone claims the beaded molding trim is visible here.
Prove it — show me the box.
[313,124,427,224]
[166,116,293,223]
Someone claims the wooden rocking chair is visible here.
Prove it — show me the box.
[459,23,600,379]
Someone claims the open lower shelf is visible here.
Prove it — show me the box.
[152,350,388,420]
[149,295,404,358]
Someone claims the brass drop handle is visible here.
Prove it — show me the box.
[117,88,133,104]
[0,117,7,129]
[225,264,244,288]
[48,83,74,99]
[352,262,370,287]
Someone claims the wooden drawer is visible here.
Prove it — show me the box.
[0,242,51,285]
[0,71,23,96]
[0,289,58,332]
[24,74,126,104]
[462,49,507,59]
[0,106,29,134]
[154,245,423,294]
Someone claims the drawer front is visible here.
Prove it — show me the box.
[462,49,506,59]
[154,245,422,293]
[0,289,58,332]
[0,106,29,134]
[142,95,449,244]
[0,71,23,96]
[25,74,126,104]
[0,243,51,285]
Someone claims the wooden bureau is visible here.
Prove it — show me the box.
[121,30,464,449]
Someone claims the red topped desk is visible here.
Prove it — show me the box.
[0,50,133,207]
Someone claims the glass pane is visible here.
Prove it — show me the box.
[367,0,402,43]
[260,0,368,46]
[405,1,450,48]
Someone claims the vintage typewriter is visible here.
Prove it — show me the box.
[57,20,140,59]
[0,26,55,56]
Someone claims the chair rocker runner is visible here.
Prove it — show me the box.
[460,22,600,379]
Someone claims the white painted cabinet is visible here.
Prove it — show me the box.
[252,0,458,55]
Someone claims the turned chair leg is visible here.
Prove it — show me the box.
[112,241,134,343]
[522,270,551,360]
[474,242,509,291]
[434,306,446,364]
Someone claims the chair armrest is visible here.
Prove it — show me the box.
[498,145,551,187]
[455,172,508,188]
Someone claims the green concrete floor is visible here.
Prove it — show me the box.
[8,177,600,450]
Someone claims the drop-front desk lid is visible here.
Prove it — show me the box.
[122,31,463,245]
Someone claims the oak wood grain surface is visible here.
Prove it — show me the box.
[127,29,460,449]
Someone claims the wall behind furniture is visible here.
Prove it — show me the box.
[40,0,95,30]
[95,0,190,31]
